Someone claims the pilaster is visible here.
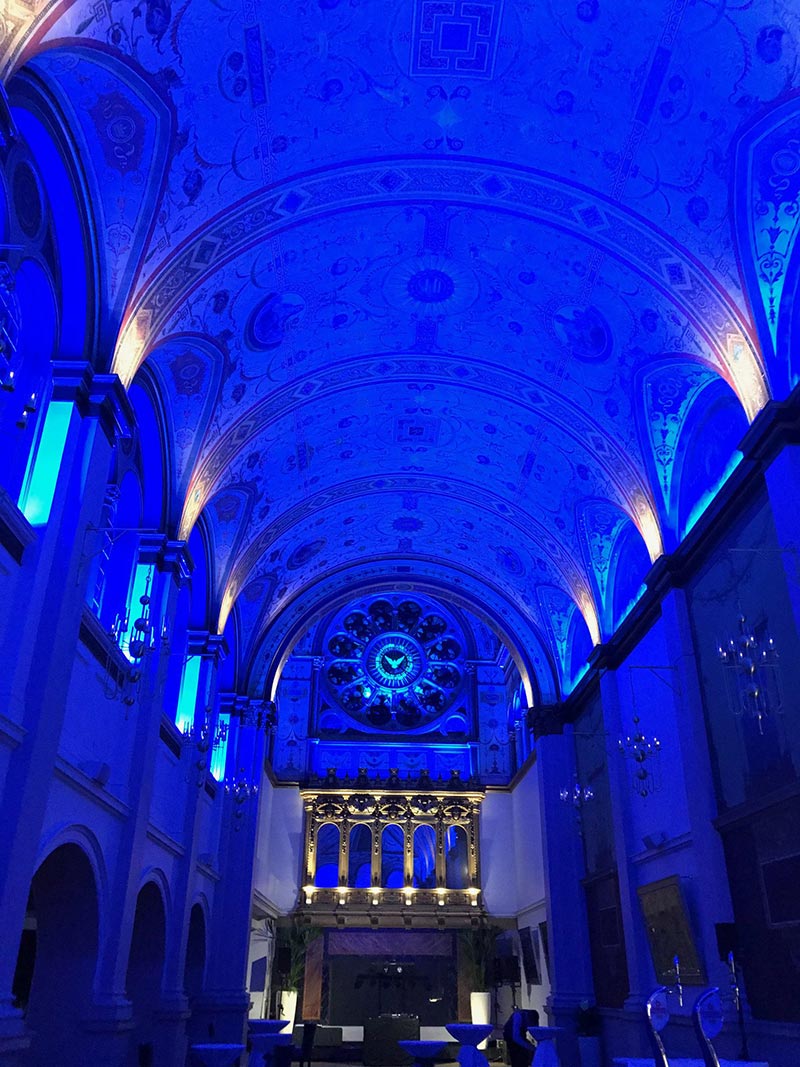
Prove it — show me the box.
[90,538,193,1013]
[536,727,594,1067]
[0,378,121,1058]
[194,716,266,1043]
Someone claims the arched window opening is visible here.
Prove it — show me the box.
[315,824,340,888]
[17,393,72,526]
[348,825,372,888]
[381,824,404,888]
[412,824,436,889]
[85,468,143,626]
[445,825,469,890]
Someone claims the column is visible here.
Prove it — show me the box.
[0,369,129,1063]
[659,588,739,996]
[597,668,659,1011]
[84,537,192,1065]
[735,390,800,640]
[192,713,267,1043]
[761,444,800,638]
[536,726,594,1067]
[156,631,228,1065]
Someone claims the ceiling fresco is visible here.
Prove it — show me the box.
[7,0,800,700]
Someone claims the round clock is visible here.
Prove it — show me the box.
[322,594,465,732]
[365,633,425,689]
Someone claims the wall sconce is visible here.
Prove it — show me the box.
[338,887,348,906]
[370,887,381,906]
[469,888,480,907]
[437,889,446,907]
[303,885,315,905]
[404,888,413,907]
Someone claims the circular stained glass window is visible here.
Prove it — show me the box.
[322,595,465,732]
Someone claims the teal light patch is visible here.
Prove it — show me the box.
[19,401,72,526]
[176,654,201,734]
[122,563,153,662]
[210,712,230,781]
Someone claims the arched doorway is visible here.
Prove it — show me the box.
[126,881,166,1065]
[14,843,100,1065]
[184,902,207,1045]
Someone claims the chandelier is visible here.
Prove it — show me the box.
[560,776,594,808]
[717,613,780,734]
[618,715,661,797]
[107,567,168,707]
[225,767,259,829]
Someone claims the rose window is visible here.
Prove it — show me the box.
[322,596,465,732]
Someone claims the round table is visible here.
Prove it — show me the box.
[398,1039,447,1067]
[529,1027,563,1067]
[446,1024,494,1067]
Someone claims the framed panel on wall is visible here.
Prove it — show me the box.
[637,875,706,985]
[518,926,541,985]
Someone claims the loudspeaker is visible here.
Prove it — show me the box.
[275,946,291,975]
[493,955,520,984]
[715,923,737,961]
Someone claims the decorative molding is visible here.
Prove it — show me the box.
[159,717,182,759]
[0,711,26,750]
[146,823,185,858]
[0,483,36,565]
[53,756,129,819]
[79,604,128,687]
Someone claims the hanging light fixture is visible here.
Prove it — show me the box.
[225,766,259,829]
[559,776,594,808]
[717,613,780,734]
[618,715,661,797]
[107,567,170,707]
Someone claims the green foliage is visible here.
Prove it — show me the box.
[278,923,323,991]
[458,924,501,991]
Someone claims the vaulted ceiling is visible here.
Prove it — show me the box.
[10,0,800,696]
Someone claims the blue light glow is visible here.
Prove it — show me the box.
[19,400,72,526]
[210,711,229,781]
[121,563,153,662]
[684,451,743,537]
[175,654,201,734]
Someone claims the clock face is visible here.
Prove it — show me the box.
[322,595,465,733]
[365,633,425,689]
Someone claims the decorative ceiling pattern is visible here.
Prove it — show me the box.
[9,0,800,700]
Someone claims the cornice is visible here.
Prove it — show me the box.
[0,482,36,564]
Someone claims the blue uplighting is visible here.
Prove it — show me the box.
[19,400,71,526]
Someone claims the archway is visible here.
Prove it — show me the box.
[15,843,100,1066]
[126,881,166,1065]
[184,902,207,1046]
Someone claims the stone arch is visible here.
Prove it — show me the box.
[16,841,101,1065]
[126,877,168,1062]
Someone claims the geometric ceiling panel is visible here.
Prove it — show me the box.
[18,0,797,704]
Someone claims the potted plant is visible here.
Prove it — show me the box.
[458,925,500,1046]
[276,924,322,1026]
